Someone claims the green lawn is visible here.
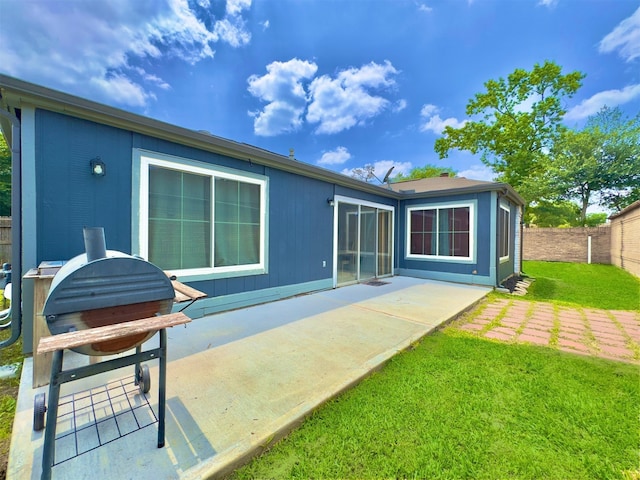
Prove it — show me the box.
[521,261,639,310]
[233,263,640,479]
[232,330,639,480]
[0,329,22,480]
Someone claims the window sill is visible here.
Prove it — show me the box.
[172,267,267,282]
[405,255,475,264]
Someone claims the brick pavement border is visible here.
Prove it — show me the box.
[455,298,640,364]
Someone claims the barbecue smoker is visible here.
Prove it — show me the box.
[34,228,197,480]
[43,227,175,355]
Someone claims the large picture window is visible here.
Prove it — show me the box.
[499,204,510,261]
[138,152,267,277]
[407,204,473,260]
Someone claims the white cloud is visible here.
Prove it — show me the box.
[317,146,352,166]
[262,20,270,30]
[457,164,496,182]
[565,84,640,121]
[374,160,412,179]
[419,104,467,134]
[537,0,558,8]
[393,99,408,113]
[226,0,251,16]
[247,59,318,136]
[90,74,156,107]
[0,0,252,107]
[213,17,251,48]
[306,61,399,134]
[341,160,412,181]
[418,4,433,13]
[420,104,438,117]
[599,7,640,62]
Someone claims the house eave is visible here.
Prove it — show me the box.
[400,183,525,205]
[0,74,526,205]
[0,74,400,199]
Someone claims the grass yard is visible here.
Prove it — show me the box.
[0,330,22,480]
[232,329,639,480]
[521,260,640,310]
[233,262,640,479]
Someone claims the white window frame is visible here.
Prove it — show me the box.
[331,195,395,287]
[499,203,510,263]
[405,202,475,262]
[135,149,267,279]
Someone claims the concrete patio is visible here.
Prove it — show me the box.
[8,276,490,479]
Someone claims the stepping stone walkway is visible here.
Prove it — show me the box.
[458,298,640,364]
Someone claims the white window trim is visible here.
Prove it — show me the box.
[499,203,510,263]
[136,149,267,279]
[405,202,475,262]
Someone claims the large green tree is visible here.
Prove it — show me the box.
[434,61,584,202]
[0,134,10,216]
[526,200,580,227]
[550,107,640,223]
[392,164,456,182]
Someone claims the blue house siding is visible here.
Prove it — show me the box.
[32,109,339,317]
[334,185,398,209]
[0,75,528,357]
[36,110,135,259]
[31,107,519,304]
[31,109,409,320]
[396,192,496,286]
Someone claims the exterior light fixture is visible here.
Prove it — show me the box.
[327,197,335,207]
[90,157,106,176]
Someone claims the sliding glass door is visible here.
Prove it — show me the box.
[336,200,393,286]
[378,209,392,276]
[337,203,358,284]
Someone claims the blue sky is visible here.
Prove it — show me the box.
[1,0,639,183]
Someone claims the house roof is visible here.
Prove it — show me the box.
[389,176,524,205]
[0,74,524,205]
[390,176,494,193]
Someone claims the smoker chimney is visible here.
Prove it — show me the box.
[83,227,107,262]
[289,148,295,160]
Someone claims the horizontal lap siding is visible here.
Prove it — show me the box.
[34,110,335,298]
[36,110,135,259]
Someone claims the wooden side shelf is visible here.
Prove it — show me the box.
[37,312,191,354]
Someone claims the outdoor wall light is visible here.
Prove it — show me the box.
[327,197,335,207]
[90,157,106,176]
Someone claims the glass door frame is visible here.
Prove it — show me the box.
[332,195,395,287]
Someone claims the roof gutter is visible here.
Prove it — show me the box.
[0,106,21,349]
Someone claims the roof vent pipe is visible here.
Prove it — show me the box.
[289,148,295,160]
[83,227,107,262]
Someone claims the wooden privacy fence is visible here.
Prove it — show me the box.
[0,217,10,265]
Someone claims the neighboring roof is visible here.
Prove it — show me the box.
[0,74,524,205]
[389,176,524,205]
[608,200,640,220]
[390,176,493,193]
